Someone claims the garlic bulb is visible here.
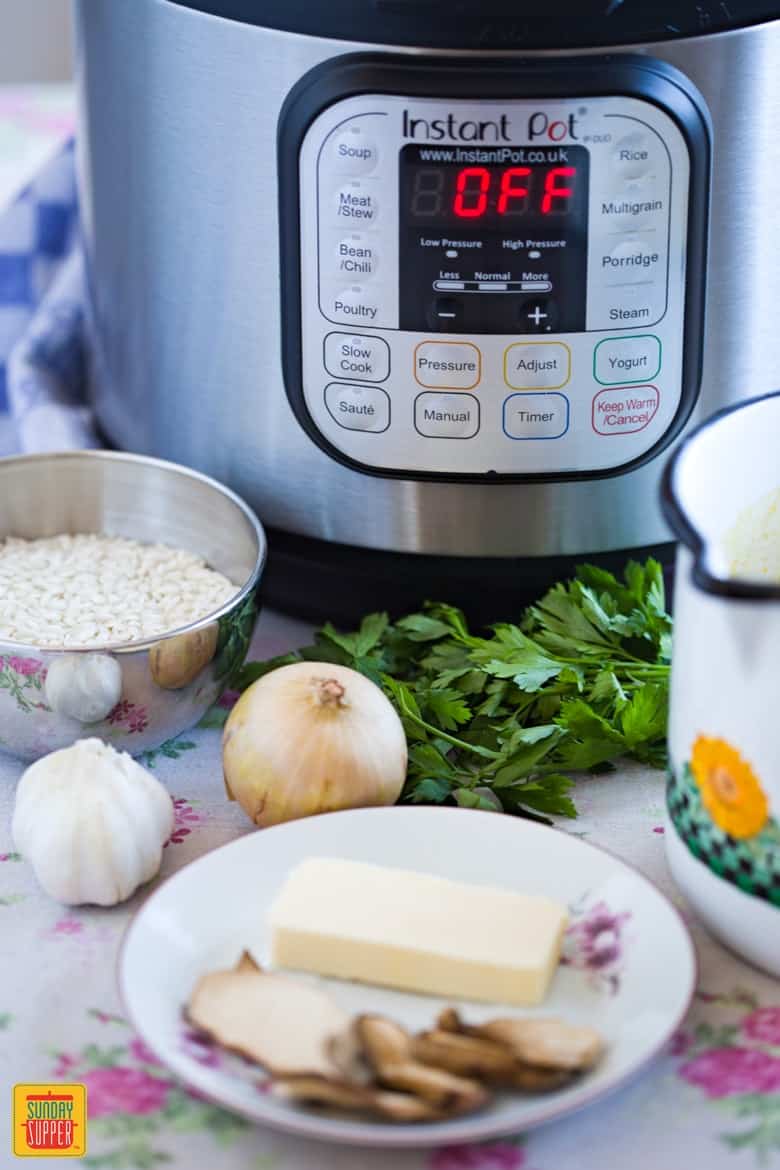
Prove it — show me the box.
[223,662,407,827]
[12,738,174,906]
[44,653,122,723]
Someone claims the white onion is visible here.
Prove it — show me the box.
[222,662,407,827]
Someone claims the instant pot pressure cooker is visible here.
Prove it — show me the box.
[75,2,780,620]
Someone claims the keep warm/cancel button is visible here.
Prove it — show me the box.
[592,385,659,435]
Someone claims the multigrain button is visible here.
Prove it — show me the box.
[324,332,390,382]
[594,335,660,385]
[414,393,479,438]
[329,128,379,175]
[504,342,570,390]
[333,182,379,224]
[414,341,481,389]
[324,383,390,432]
[503,393,569,440]
[592,384,659,435]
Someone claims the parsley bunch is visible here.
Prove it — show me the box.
[236,559,672,821]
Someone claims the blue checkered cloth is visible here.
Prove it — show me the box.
[0,140,97,455]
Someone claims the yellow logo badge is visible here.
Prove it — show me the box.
[12,1084,87,1158]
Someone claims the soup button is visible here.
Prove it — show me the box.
[325,383,390,433]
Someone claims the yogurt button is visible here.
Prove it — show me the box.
[414,393,480,438]
[325,383,390,432]
[594,335,661,384]
[329,129,379,175]
[333,183,379,224]
[335,234,378,278]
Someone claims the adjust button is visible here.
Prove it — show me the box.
[594,335,660,385]
[504,342,570,390]
[415,393,479,439]
[324,332,390,382]
[414,341,481,389]
[503,393,569,440]
[325,383,390,433]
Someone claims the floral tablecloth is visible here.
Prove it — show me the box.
[0,610,779,1170]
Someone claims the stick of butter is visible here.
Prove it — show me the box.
[268,858,568,1006]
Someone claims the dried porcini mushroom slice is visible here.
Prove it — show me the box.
[273,1074,451,1122]
[234,950,262,974]
[187,969,355,1077]
[356,1015,489,1115]
[412,1029,518,1081]
[440,1009,604,1072]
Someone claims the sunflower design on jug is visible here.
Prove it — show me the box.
[667,736,780,908]
[690,736,769,840]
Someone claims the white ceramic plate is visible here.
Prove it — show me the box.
[119,806,695,1148]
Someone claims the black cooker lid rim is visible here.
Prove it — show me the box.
[165,0,780,49]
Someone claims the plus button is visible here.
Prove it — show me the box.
[527,305,547,326]
[520,297,558,333]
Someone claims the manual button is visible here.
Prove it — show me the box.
[325,383,390,433]
[414,393,479,439]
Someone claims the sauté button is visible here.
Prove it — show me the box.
[414,341,481,389]
[324,332,390,382]
[594,335,660,385]
[328,129,379,175]
[504,342,570,390]
[327,286,382,324]
[335,234,378,278]
[503,393,569,440]
[333,182,379,224]
[592,384,659,435]
[414,393,480,438]
[324,383,390,432]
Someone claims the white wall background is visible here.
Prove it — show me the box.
[0,0,72,83]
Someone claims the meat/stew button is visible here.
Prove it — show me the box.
[592,385,659,434]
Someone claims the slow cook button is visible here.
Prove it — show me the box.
[335,234,378,278]
[504,342,570,389]
[325,383,390,433]
[328,128,379,175]
[503,393,569,440]
[414,341,481,389]
[333,182,379,224]
[592,384,659,435]
[594,335,660,384]
[414,393,479,439]
[324,332,390,382]
[326,286,382,324]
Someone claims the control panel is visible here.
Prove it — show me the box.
[281,57,709,480]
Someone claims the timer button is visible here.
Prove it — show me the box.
[328,128,379,176]
[333,182,379,225]
[503,392,569,440]
[335,234,378,279]
[517,297,558,333]
[325,383,390,433]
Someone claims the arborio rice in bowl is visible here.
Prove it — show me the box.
[0,452,266,761]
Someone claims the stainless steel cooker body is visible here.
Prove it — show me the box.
[74,2,780,560]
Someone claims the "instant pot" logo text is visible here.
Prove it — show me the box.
[402,110,511,142]
[527,111,581,141]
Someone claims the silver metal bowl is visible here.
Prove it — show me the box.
[0,451,265,761]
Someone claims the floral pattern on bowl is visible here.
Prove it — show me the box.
[668,736,780,908]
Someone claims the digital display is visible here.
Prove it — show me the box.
[408,163,578,222]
